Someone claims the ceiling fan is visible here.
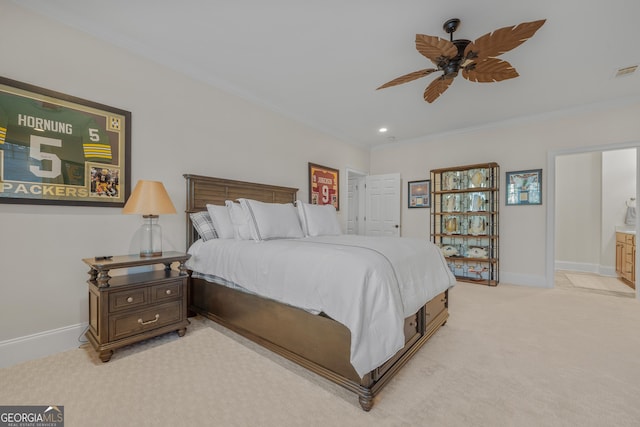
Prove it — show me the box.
[376,18,546,103]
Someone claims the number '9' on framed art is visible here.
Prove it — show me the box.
[0,76,131,207]
[308,163,339,210]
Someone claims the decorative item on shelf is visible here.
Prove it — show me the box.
[443,194,460,212]
[468,192,486,212]
[467,169,487,188]
[468,215,487,235]
[442,171,460,190]
[443,215,460,234]
[122,180,177,257]
[467,246,488,259]
[452,262,465,276]
[441,245,459,257]
[469,264,489,279]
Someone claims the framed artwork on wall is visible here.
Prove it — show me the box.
[308,162,339,210]
[506,169,542,205]
[0,76,131,207]
[408,179,431,208]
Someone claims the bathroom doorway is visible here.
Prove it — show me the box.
[549,145,639,300]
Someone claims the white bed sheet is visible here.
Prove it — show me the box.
[186,235,456,377]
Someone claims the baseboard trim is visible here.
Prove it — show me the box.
[499,272,549,288]
[0,323,88,368]
[555,261,599,273]
[597,266,617,277]
[555,261,617,278]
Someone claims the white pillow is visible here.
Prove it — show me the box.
[206,204,234,239]
[225,200,253,240]
[239,198,304,241]
[297,201,342,237]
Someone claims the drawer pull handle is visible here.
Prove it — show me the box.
[127,297,133,303]
[138,314,160,325]
[165,289,172,295]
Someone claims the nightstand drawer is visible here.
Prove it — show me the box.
[109,301,182,341]
[109,288,149,313]
[151,281,183,302]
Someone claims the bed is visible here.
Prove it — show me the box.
[184,174,455,410]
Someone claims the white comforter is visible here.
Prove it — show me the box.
[186,235,456,377]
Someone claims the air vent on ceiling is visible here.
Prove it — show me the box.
[614,65,638,78]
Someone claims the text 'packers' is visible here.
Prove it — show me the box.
[0,182,88,198]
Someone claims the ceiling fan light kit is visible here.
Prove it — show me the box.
[377,18,546,103]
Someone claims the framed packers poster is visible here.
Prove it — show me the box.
[308,162,339,210]
[0,76,131,207]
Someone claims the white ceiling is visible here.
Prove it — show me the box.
[14,0,640,149]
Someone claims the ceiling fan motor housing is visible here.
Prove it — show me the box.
[442,39,471,78]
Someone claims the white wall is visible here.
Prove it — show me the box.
[555,152,602,271]
[371,105,640,286]
[602,149,636,266]
[0,3,368,354]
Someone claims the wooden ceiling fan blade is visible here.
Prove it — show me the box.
[415,34,458,65]
[423,76,453,103]
[376,69,437,90]
[462,58,519,82]
[464,19,546,61]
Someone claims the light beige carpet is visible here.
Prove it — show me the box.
[565,273,635,295]
[0,322,369,427]
[2,283,640,426]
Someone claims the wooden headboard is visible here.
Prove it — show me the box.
[184,174,298,248]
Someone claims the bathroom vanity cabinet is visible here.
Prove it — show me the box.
[616,231,636,288]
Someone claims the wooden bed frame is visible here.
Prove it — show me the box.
[184,174,449,411]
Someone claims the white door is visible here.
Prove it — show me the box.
[365,173,401,236]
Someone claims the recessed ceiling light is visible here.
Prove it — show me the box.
[378,127,388,133]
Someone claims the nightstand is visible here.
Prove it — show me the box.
[82,252,191,362]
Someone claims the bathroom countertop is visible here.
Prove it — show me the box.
[616,226,636,235]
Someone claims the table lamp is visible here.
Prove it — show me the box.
[122,180,177,257]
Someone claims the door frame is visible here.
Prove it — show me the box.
[546,140,640,300]
[345,168,367,235]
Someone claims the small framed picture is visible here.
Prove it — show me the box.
[408,180,430,208]
[506,169,542,205]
